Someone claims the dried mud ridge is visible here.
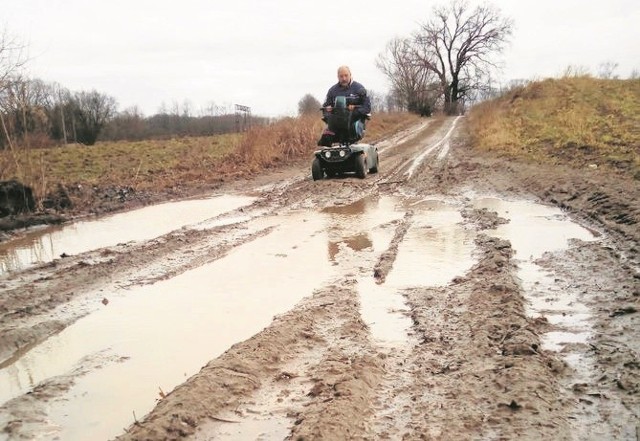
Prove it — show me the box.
[0,117,638,440]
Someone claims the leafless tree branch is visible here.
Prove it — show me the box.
[411,0,513,114]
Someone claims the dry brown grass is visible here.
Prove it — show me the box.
[365,111,421,140]
[0,112,421,206]
[467,77,640,176]
[227,111,421,174]
[229,115,324,173]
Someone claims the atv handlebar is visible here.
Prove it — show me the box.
[319,104,362,112]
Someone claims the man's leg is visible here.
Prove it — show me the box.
[353,119,365,141]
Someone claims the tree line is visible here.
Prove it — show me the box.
[0,29,272,149]
[0,74,272,149]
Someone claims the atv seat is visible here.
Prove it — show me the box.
[318,96,367,146]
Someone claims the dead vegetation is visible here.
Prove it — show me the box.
[466,77,640,177]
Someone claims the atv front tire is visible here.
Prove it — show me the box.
[355,154,366,179]
[312,158,323,181]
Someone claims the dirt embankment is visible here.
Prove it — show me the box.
[0,115,638,440]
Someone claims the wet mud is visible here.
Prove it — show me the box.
[0,116,638,440]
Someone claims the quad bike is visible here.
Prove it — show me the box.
[311,96,379,180]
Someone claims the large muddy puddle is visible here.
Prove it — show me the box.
[355,197,476,346]
[0,194,255,274]
[0,193,602,440]
[0,210,332,440]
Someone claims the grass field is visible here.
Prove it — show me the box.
[466,76,640,177]
[0,112,420,205]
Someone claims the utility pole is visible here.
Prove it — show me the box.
[234,104,251,132]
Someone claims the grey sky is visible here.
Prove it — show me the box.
[4,0,639,117]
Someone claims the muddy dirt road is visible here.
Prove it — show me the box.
[0,117,638,440]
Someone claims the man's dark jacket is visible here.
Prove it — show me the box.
[322,81,371,119]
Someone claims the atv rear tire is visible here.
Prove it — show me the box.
[312,158,323,181]
[355,154,366,179]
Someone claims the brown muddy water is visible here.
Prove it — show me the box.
[0,195,256,274]
[193,196,477,440]
[0,209,333,440]
[0,194,600,440]
[359,198,476,346]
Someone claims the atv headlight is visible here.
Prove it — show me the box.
[339,150,346,157]
[324,151,331,158]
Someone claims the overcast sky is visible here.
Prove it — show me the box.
[4,0,639,117]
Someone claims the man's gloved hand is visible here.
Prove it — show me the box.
[322,106,332,122]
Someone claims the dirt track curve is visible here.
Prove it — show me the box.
[0,116,638,440]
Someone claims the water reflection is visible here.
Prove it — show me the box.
[321,198,373,216]
[327,233,373,262]
[324,196,478,345]
[386,200,476,288]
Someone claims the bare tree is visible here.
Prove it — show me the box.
[377,37,439,115]
[2,76,53,145]
[0,29,28,152]
[181,99,193,117]
[297,93,321,116]
[49,83,71,144]
[385,91,402,112]
[71,90,117,145]
[413,0,513,114]
[367,89,386,113]
[597,61,619,79]
[562,64,591,78]
[0,29,27,92]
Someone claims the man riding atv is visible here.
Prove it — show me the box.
[311,66,378,180]
[318,65,371,147]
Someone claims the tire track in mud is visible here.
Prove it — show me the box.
[115,280,380,440]
[141,123,473,439]
[362,204,572,439]
[373,212,413,284]
[533,241,640,439]
[400,235,570,439]
[377,116,461,186]
[287,282,384,440]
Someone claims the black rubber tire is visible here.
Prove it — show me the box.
[312,158,323,181]
[355,154,366,179]
[369,157,378,174]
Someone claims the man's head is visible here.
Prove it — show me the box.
[337,66,352,87]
